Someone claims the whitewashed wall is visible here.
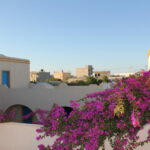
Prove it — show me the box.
[0,61,29,88]
[0,122,56,150]
[0,83,109,112]
[0,122,149,150]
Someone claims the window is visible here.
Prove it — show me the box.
[2,71,10,88]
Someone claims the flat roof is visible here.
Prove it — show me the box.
[0,55,30,64]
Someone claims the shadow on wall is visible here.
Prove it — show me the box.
[62,106,73,117]
[5,105,37,124]
[5,105,73,124]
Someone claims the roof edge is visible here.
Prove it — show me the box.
[0,56,30,64]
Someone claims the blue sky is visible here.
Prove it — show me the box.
[0,0,149,74]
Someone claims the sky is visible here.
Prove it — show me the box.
[0,0,149,74]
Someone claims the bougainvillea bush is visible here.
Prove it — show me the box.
[0,109,16,123]
[36,71,150,150]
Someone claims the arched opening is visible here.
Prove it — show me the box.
[5,105,37,124]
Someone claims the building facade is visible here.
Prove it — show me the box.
[76,65,93,78]
[0,55,30,88]
[30,72,38,82]
[53,71,71,81]
[37,70,50,82]
[93,71,111,79]
[113,72,135,77]
[0,55,112,124]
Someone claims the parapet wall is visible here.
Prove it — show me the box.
[0,122,149,150]
[0,83,110,112]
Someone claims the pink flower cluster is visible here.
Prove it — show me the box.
[0,109,16,123]
[36,71,150,150]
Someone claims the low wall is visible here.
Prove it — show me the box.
[0,122,56,150]
[0,83,110,112]
[0,122,149,150]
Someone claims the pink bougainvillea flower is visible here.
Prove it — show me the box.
[70,100,80,108]
[131,111,140,128]
[35,71,150,150]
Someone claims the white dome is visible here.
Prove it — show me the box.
[32,82,54,89]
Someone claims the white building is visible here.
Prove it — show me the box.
[93,71,111,79]
[0,55,30,88]
[0,55,111,124]
[113,72,135,77]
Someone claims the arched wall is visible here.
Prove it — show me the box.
[5,104,35,123]
[0,84,104,112]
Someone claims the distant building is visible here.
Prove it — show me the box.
[148,49,150,70]
[53,71,71,81]
[134,71,143,77]
[113,72,135,77]
[0,54,30,88]
[30,72,38,82]
[109,76,123,81]
[93,71,111,79]
[76,65,93,78]
[37,70,50,82]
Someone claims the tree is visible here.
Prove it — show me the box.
[102,76,110,83]
[67,80,88,86]
[86,76,102,85]
[68,77,102,86]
